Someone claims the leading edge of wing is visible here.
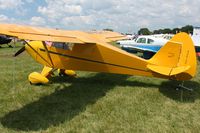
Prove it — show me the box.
[0,23,100,44]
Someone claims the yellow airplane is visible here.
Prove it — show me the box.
[0,23,197,85]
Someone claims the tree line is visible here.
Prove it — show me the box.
[138,25,193,35]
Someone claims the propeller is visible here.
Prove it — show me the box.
[14,46,25,57]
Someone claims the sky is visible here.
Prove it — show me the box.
[0,0,200,33]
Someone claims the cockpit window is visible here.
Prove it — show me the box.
[164,36,172,40]
[136,38,146,44]
[45,41,74,50]
[53,42,69,50]
[147,39,154,44]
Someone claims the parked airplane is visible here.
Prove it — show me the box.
[125,34,135,40]
[191,27,200,56]
[0,23,197,85]
[119,29,200,59]
[0,35,12,47]
[118,35,168,59]
[152,34,174,40]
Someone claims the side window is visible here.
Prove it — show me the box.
[53,42,69,50]
[147,39,154,44]
[136,38,146,44]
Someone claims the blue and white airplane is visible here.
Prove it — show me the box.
[118,29,200,59]
[118,35,168,59]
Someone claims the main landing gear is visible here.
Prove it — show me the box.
[28,66,77,85]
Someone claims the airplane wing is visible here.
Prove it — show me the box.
[121,44,161,53]
[89,31,126,42]
[0,23,125,44]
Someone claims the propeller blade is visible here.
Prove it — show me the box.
[14,46,25,57]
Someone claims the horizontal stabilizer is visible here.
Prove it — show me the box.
[147,64,190,76]
[147,65,172,76]
[170,66,191,75]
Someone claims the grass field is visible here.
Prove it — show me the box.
[0,45,200,133]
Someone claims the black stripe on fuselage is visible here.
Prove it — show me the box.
[39,48,149,72]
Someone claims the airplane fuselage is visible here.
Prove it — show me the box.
[24,32,197,82]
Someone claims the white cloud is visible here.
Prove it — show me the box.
[25,0,35,3]
[38,0,82,20]
[1,0,200,32]
[61,15,95,30]
[30,16,46,26]
[0,0,23,9]
[36,0,200,32]
[0,14,9,22]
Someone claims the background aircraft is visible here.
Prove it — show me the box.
[0,35,12,48]
[192,27,200,56]
[118,27,200,59]
[118,35,168,59]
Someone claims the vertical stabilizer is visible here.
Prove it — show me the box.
[147,32,197,80]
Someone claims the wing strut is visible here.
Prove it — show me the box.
[42,42,54,67]
[25,41,52,66]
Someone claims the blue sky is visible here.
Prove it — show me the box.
[0,0,200,33]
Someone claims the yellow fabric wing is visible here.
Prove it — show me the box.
[0,24,97,43]
[0,23,125,44]
[89,31,126,42]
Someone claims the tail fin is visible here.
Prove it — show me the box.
[147,32,197,80]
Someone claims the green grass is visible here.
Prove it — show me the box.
[0,45,200,133]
